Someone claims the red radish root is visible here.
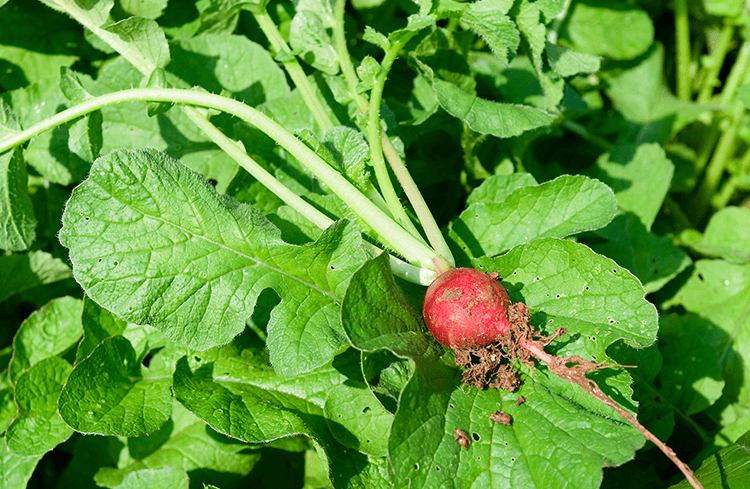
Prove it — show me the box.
[423,268,703,489]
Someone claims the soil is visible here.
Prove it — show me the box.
[454,301,566,391]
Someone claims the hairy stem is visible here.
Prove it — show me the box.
[0,88,438,269]
[254,10,335,132]
[333,0,369,114]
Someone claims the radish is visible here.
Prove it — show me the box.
[423,267,704,489]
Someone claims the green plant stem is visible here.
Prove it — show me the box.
[719,41,750,105]
[0,87,438,270]
[674,0,691,101]
[693,101,744,220]
[562,120,615,152]
[380,133,455,266]
[697,24,734,103]
[715,148,750,208]
[333,0,369,114]
[332,0,453,265]
[254,11,335,132]
[367,32,421,239]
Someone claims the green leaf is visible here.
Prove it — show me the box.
[427,76,556,138]
[681,207,750,263]
[590,214,692,294]
[289,10,339,75]
[120,0,169,19]
[38,0,114,27]
[658,314,726,415]
[6,356,73,456]
[168,34,290,106]
[0,148,36,251]
[559,0,654,60]
[448,175,617,262]
[58,336,172,436]
[172,334,387,488]
[59,148,367,374]
[77,295,128,363]
[324,382,393,457]
[589,143,674,230]
[664,260,750,424]
[459,0,519,65]
[0,251,71,303]
[702,0,745,18]
[671,429,750,489]
[6,75,91,185]
[110,467,189,489]
[342,248,655,489]
[94,404,258,488]
[545,42,601,77]
[105,16,170,73]
[514,0,564,110]
[465,173,538,206]
[322,126,371,192]
[0,1,80,90]
[0,436,43,489]
[9,296,82,384]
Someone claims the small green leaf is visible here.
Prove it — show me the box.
[119,0,168,19]
[449,175,617,262]
[322,126,371,191]
[459,0,519,65]
[0,436,43,489]
[465,173,537,206]
[658,314,726,415]
[77,295,128,363]
[546,42,601,77]
[590,143,674,230]
[591,214,691,294]
[559,0,654,60]
[324,382,393,457]
[683,207,750,263]
[144,68,172,117]
[428,76,556,138]
[58,336,172,436]
[289,10,339,75]
[0,251,71,303]
[60,67,95,104]
[6,356,73,456]
[0,148,36,251]
[702,0,745,18]
[60,148,367,374]
[105,16,170,73]
[9,296,82,384]
[110,467,189,489]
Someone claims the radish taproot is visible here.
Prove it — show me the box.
[422,267,704,489]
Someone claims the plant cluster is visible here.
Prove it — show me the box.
[1,0,750,488]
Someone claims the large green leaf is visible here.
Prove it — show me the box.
[679,206,750,263]
[448,175,617,264]
[60,148,367,374]
[0,436,43,489]
[342,248,656,488]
